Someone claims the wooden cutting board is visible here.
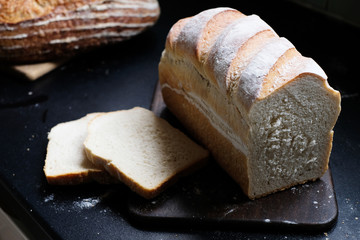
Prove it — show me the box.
[127,82,338,231]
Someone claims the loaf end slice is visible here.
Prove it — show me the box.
[84,107,209,199]
[247,65,341,198]
[44,113,115,185]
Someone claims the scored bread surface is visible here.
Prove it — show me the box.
[159,8,341,199]
[84,107,209,199]
[0,0,160,63]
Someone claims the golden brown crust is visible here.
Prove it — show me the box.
[45,169,117,185]
[169,8,244,74]
[206,29,278,95]
[0,0,96,24]
[194,9,244,65]
[165,17,190,51]
[0,0,160,63]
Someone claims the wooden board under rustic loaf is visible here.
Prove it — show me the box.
[0,0,160,63]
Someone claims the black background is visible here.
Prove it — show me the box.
[1,0,359,239]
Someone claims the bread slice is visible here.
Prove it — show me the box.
[159,8,341,199]
[84,107,209,199]
[44,113,115,185]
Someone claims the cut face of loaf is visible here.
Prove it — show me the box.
[84,107,209,199]
[0,0,160,63]
[44,113,115,185]
[159,8,341,199]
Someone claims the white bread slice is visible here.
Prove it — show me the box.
[84,107,209,199]
[159,8,341,199]
[44,113,115,185]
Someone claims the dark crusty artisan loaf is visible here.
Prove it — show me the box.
[159,8,341,199]
[0,0,160,63]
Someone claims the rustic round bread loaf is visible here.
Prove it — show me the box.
[0,0,160,63]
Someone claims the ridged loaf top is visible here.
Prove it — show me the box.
[165,7,339,111]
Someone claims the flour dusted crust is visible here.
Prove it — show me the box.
[0,0,160,63]
[159,8,341,199]
[0,0,96,24]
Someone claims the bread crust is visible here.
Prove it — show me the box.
[85,146,208,199]
[0,0,160,63]
[161,84,250,196]
[45,169,116,185]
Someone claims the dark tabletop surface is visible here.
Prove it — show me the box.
[1,0,359,239]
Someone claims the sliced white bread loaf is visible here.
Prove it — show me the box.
[159,8,341,199]
[44,113,115,184]
[84,107,209,199]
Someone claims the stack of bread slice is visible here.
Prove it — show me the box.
[44,107,209,199]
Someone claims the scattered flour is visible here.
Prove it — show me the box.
[73,197,100,210]
[44,194,54,203]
